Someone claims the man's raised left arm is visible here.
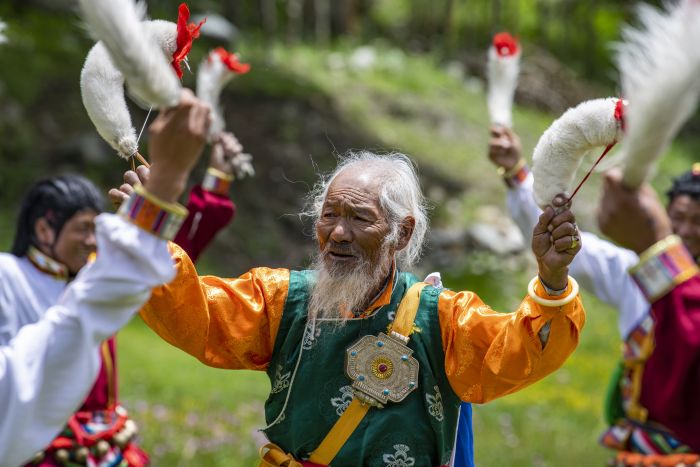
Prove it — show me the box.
[440,194,585,403]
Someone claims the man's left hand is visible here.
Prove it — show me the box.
[108,165,150,209]
[532,194,581,291]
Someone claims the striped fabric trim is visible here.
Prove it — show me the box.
[504,164,530,188]
[600,419,693,457]
[630,235,698,302]
[621,315,655,423]
[202,167,233,195]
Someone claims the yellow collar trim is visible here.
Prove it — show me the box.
[27,246,69,280]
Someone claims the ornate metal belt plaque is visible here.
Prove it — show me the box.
[344,332,419,407]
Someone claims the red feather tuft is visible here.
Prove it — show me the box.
[172,3,206,79]
[492,32,519,57]
[614,97,626,131]
[214,47,251,74]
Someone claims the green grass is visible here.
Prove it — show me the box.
[118,319,269,466]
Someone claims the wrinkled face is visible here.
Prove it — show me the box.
[316,168,393,275]
[668,194,700,259]
[52,209,98,274]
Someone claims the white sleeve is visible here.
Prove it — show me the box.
[506,172,542,247]
[0,213,174,467]
[0,267,17,346]
[572,232,649,337]
[505,172,648,337]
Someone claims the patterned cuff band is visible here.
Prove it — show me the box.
[203,167,234,195]
[629,235,698,302]
[117,184,188,240]
[498,161,529,188]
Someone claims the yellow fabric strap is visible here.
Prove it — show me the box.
[259,443,304,467]
[307,398,370,464]
[390,283,427,338]
[306,282,428,466]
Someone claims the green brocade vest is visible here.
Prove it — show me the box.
[263,270,460,466]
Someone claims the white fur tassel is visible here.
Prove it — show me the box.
[80,43,137,158]
[487,33,521,128]
[77,0,180,109]
[197,52,236,142]
[616,0,700,188]
[80,20,180,159]
[532,98,623,208]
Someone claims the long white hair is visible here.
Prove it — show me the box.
[303,151,429,269]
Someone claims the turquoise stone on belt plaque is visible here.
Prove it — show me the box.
[345,332,419,407]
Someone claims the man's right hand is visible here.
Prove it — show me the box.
[488,124,522,171]
[210,131,255,180]
[210,131,243,175]
[145,89,211,203]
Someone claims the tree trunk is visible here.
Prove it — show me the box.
[491,0,502,32]
[442,0,456,55]
[314,0,331,45]
[261,0,278,39]
[582,0,597,78]
[286,0,304,43]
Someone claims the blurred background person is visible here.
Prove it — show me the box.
[1,89,211,467]
[487,126,700,464]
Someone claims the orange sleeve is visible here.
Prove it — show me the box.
[438,282,585,404]
[139,243,290,371]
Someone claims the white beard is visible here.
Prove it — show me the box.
[308,248,392,325]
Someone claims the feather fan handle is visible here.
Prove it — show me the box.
[77,0,181,108]
[616,0,700,188]
[487,32,521,128]
[196,48,251,141]
[532,98,624,209]
[80,43,138,159]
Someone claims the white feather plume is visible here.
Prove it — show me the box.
[616,0,700,188]
[77,0,180,109]
[80,43,138,158]
[487,34,521,128]
[197,52,235,142]
[532,97,623,208]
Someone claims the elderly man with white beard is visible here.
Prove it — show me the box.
[139,152,586,466]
